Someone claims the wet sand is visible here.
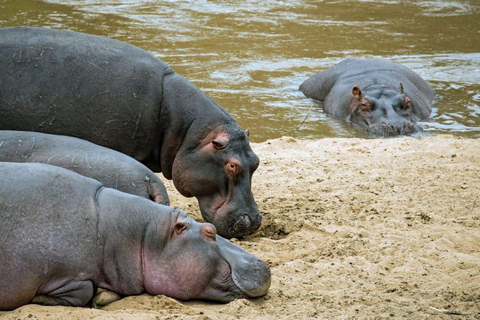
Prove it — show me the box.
[1,135,479,319]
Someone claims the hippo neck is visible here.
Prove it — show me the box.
[96,188,174,295]
[158,71,234,179]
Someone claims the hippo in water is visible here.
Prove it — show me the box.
[299,59,435,136]
[0,26,260,238]
[0,130,169,205]
[0,162,271,311]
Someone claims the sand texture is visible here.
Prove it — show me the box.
[1,136,479,319]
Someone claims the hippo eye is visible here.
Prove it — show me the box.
[402,96,412,109]
[174,222,188,235]
[360,99,372,112]
[202,224,217,241]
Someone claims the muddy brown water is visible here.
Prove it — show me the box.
[1,0,479,142]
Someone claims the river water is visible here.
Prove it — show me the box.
[1,0,479,141]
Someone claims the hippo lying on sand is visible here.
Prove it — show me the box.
[0,26,260,238]
[0,130,169,205]
[300,59,435,136]
[0,162,271,311]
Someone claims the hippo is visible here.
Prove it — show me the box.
[0,162,271,311]
[0,130,169,205]
[0,26,260,238]
[299,59,435,136]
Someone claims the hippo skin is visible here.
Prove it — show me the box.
[300,59,435,136]
[0,130,169,205]
[0,26,260,238]
[0,162,271,311]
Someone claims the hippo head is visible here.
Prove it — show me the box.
[172,123,261,239]
[143,212,271,302]
[346,83,422,136]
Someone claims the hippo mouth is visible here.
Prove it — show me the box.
[367,121,422,136]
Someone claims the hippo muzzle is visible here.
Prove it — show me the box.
[367,121,422,136]
[198,177,262,239]
[217,236,271,298]
[219,209,262,239]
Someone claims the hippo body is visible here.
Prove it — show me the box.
[0,130,169,204]
[0,26,260,238]
[0,162,270,311]
[300,59,435,136]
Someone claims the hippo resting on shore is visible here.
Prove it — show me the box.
[0,26,260,238]
[0,162,270,311]
[0,130,169,205]
[300,59,435,136]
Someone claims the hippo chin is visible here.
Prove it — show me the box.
[0,26,261,238]
[0,163,270,310]
[299,59,435,136]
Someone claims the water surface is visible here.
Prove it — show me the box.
[1,0,479,141]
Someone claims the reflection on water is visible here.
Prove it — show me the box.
[1,0,479,141]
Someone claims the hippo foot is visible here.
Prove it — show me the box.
[91,288,122,308]
[31,280,94,307]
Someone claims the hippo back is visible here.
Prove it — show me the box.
[0,26,169,162]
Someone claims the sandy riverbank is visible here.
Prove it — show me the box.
[1,135,479,319]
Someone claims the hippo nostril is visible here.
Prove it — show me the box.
[226,213,262,238]
[259,259,270,268]
[244,215,251,228]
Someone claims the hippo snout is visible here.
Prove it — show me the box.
[367,121,421,136]
[232,258,271,298]
[228,213,262,238]
[216,236,271,299]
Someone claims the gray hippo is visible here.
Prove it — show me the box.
[299,59,435,136]
[0,162,271,311]
[0,26,260,238]
[0,130,169,205]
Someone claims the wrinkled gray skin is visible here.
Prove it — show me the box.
[300,59,435,136]
[0,162,271,311]
[0,26,260,238]
[0,130,169,205]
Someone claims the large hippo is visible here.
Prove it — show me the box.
[0,130,169,204]
[0,26,260,238]
[0,162,271,311]
[299,59,435,136]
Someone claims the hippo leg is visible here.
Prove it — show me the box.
[31,280,94,307]
[91,288,122,308]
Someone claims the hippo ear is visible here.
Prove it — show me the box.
[245,129,250,138]
[399,82,405,94]
[352,86,362,101]
[174,222,187,235]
